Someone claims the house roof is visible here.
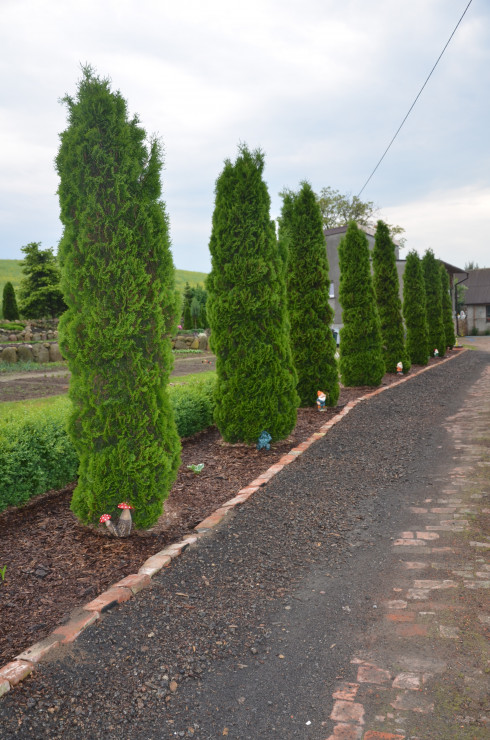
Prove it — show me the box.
[462,268,490,305]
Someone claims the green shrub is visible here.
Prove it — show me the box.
[440,264,455,349]
[0,376,216,514]
[422,249,446,357]
[207,145,298,443]
[2,282,20,321]
[338,222,385,386]
[470,326,480,336]
[0,322,25,331]
[0,398,78,511]
[403,250,429,365]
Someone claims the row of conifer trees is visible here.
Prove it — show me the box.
[55,68,455,531]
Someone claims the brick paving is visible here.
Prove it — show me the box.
[325,364,490,739]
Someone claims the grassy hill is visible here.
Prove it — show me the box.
[0,260,207,316]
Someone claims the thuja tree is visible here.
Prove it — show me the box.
[207,145,298,443]
[338,221,384,386]
[422,249,446,357]
[279,182,339,407]
[18,242,66,318]
[372,220,410,373]
[440,264,455,349]
[403,250,429,365]
[56,67,181,529]
[2,282,19,320]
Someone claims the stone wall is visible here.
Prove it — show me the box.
[0,331,210,364]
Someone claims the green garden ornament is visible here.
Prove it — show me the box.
[257,431,272,451]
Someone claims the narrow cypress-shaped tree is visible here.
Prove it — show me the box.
[422,249,446,357]
[440,264,455,349]
[338,221,385,386]
[2,282,20,320]
[18,242,66,318]
[279,182,339,407]
[372,220,410,373]
[403,250,429,365]
[207,145,298,443]
[56,67,181,529]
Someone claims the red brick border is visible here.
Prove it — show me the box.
[0,350,466,696]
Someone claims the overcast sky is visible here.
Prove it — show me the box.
[1,0,488,273]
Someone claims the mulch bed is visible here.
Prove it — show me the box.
[0,356,450,666]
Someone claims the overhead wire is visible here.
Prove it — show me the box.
[357,0,474,198]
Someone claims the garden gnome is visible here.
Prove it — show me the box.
[316,390,326,411]
[257,431,272,451]
[396,361,403,376]
[434,348,439,357]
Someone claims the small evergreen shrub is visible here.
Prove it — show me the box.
[403,251,429,365]
[372,221,410,373]
[207,145,298,443]
[422,249,446,357]
[440,264,455,349]
[2,282,20,321]
[279,182,339,407]
[338,222,384,386]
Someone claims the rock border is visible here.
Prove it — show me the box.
[0,350,466,698]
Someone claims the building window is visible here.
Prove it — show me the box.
[329,282,335,298]
[486,305,490,322]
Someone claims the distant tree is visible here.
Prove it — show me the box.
[190,295,201,329]
[403,250,429,365]
[18,242,66,318]
[422,249,446,357]
[279,182,339,407]
[2,281,20,321]
[56,67,180,530]
[372,220,410,373]
[317,186,406,246]
[206,145,298,443]
[440,264,455,349]
[338,221,385,386]
[183,302,192,329]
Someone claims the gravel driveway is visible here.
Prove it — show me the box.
[0,348,488,739]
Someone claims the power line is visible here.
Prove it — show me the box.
[357,0,474,198]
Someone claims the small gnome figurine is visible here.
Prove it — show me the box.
[396,361,403,376]
[316,390,326,411]
[434,348,439,357]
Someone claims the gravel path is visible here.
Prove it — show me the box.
[0,349,488,739]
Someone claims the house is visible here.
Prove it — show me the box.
[456,268,490,334]
[324,225,463,333]
[324,225,405,334]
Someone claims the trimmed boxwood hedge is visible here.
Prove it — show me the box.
[0,375,216,515]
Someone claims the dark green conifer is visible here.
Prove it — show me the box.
[403,250,429,365]
[206,145,298,443]
[422,249,446,357]
[372,220,410,373]
[56,67,180,529]
[2,282,20,321]
[279,182,339,406]
[18,242,66,318]
[440,264,455,349]
[338,222,384,386]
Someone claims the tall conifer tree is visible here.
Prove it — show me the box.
[422,249,446,357]
[372,220,410,373]
[2,282,20,321]
[440,264,455,349]
[207,146,298,443]
[279,182,339,406]
[56,67,180,529]
[338,221,384,386]
[403,250,429,365]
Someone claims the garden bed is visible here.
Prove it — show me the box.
[0,355,451,665]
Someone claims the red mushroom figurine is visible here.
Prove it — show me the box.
[116,502,134,537]
[99,513,118,537]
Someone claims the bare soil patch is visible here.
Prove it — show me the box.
[0,354,452,665]
[0,352,216,402]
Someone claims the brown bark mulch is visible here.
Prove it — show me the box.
[0,356,452,666]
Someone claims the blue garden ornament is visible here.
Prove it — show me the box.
[257,431,272,451]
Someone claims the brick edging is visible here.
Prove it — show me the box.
[0,350,466,698]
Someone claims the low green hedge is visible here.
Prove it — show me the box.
[0,375,216,514]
